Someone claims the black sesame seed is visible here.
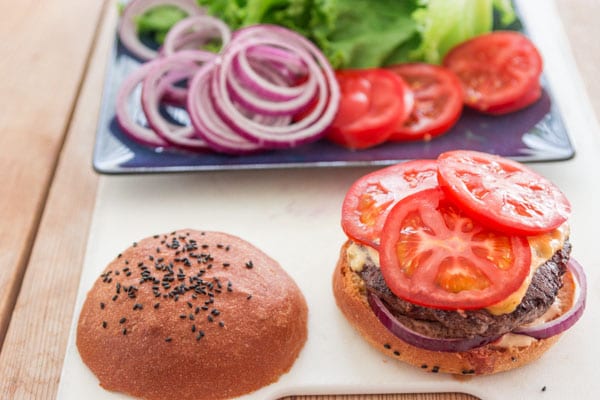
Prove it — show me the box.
[219,321,225,327]
[542,386,547,392]
[383,343,391,349]
[207,315,213,322]
[102,321,107,328]
[165,337,172,342]
[122,328,127,335]
[191,325,196,333]
[211,309,220,316]
[117,253,122,258]
[393,350,400,356]
[180,314,187,319]
[133,242,137,247]
[217,244,224,249]
[100,302,105,310]
[222,262,230,268]
[246,294,252,300]
[187,301,193,308]
[421,364,428,369]
[245,261,254,269]
[112,295,118,301]
[119,317,126,324]
[189,314,195,321]
[154,303,160,309]
[431,366,440,373]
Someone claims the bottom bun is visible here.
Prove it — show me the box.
[332,241,567,376]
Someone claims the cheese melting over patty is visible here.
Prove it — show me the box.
[346,222,569,315]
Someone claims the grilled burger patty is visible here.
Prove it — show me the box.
[360,240,571,339]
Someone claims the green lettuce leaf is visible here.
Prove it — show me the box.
[194,0,516,68]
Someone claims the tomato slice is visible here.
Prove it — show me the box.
[326,69,412,150]
[386,63,463,141]
[437,150,571,235]
[485,82,542,115]
[379,188,531,310]
[443,31,542,113]
[341,159,438,247]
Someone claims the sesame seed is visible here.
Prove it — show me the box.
[100,302,105,310]
[165,337,172,342]
[211,309,220,316]
[431,366,440,373]
[421,364,428,369]
[383,344,391,349]
[219,321,225,327]
[191,325,196,332]
[122,328,127,335]
[393,350,400,356]
[102,321,107,328]
[154,303,160,309]
[119,317,126,324]
[245,261,253,269]
[246,294,252,300]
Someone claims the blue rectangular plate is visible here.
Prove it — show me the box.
[93,16,574,174]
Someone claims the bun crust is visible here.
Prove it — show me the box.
[332,241,568,376]
[77,229,307,400]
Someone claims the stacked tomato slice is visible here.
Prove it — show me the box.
[342,150,571,310]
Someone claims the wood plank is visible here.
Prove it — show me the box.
[0,0,110,397]
[0,0,107,345]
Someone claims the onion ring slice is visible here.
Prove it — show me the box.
[118,0,203,61]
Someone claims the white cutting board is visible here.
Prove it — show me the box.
[59,1,600,399]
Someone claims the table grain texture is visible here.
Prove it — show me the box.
[0,0,597,399]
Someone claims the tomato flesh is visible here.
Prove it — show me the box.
[443,31,542,113]
[379,188,531,310]
[437,150,571,235]
[485,82,542,115]
[326,69,412,150]
[386,63,463,141]
[341,160,438,247]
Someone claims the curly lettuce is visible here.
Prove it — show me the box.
[130,0,517,68]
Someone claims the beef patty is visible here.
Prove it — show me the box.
[360,240,571,339]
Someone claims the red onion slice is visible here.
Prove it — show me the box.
[211,25,340,148]
[118,0,203,61]
[162,15,232,57]
[232,46,310,101]
[187,62,264,154]
[513,258,587,339]
[367,293,499,353]
[142,51,216,150]
[225,52,317,116]
[116,61,171,147]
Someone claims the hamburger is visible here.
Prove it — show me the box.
[77,229,307,399]
[333,150,586,375]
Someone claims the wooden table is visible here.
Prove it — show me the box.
[0,1,597,399]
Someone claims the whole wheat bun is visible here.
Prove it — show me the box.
[77,229,308,400]
[333,241,574,376]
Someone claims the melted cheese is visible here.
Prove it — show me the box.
[486,223,569,315]
[345,222,569,315]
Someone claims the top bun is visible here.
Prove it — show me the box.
[77,229,308,400]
